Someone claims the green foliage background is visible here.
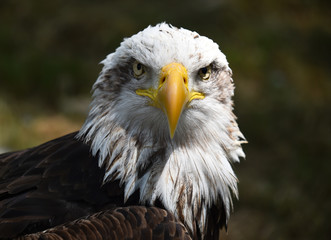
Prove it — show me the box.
[0,0,330,239]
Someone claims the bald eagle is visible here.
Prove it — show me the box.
[0,23,245,240]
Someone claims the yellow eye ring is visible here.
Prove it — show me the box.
[198,65,212,80]
[133,61,145,78]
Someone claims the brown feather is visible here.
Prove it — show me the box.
[16,207,191,240]
[0,132,132,238]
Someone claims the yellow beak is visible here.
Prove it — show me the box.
[136,62,204,138]
[158,63,189,138]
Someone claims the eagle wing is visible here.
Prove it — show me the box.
[17,206,191,240]
[0,132,134,238]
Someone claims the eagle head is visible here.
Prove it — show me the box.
[78,23,246,239]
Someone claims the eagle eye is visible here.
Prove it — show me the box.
[198,65,212,80]
[133,61,145,78]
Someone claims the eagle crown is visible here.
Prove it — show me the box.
[78,23,245,238]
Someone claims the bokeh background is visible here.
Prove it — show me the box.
[0,0,330,239]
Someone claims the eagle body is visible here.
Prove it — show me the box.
[0,23,245,240]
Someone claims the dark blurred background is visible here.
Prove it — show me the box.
[0,0,330,239]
